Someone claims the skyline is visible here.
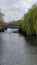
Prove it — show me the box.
[0,0,37,22]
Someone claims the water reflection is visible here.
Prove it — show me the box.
[25,37,37,46]
[0,29,37,65]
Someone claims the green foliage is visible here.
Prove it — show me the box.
[0,11,5,31]
[9,21,18,26]
[18,6,37,36]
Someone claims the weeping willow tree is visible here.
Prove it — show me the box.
[18,5,37,36]
[24,6,37,35]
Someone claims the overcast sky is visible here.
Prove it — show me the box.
[0,0,37,22]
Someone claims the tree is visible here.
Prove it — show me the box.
[0,9,5,31]
[0,9,4,22]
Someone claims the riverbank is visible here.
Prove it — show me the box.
[0,22,7,32]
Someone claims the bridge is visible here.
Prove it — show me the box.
[8,26,18,29]
[5,24,19,29]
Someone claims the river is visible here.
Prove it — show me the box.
[0,28,37,65]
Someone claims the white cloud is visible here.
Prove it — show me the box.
[9,4,20,11]
[0,0,37,22]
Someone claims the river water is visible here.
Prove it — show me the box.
[0,28,37,65]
